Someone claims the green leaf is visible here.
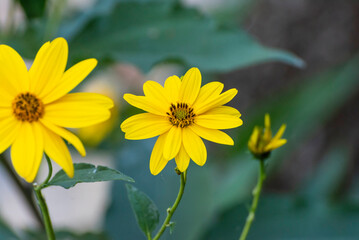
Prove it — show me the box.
[45,163,134,189]
[19,0,47,19]
[126,184,159,237]
[63,1,304,72]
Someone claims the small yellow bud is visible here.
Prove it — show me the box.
[248,114,287,160]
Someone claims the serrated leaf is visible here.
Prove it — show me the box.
[126,184,159,237]
[63,1,304,72]
[45,163,134,189]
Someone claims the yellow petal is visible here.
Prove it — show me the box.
[42,58,97,104]
[192,81,223,110]
[44,93,113,128]
[263,114,272,141]
[0,44,29,93]
[0,108,13,120]
[196,114,243,129]
[273,124,286,141]
[42,124,74,178]
[164,75,181,103]
[11,122,43,182]
[150,133,169,175]
[189,124,234,145]
[175,145,190,172]
[182,127,207,166]
[163,126,182,160]
[143,80,171,106]
[0,117,21,153]
[265,139,287,152]
[194,88,238,115]
[124,94,167,116]
[202,106,241,117]
[248,126,260,152]
[121,113,172,140]
[29,38,68,97]
[40,118,86,156]
[178,68,201,105]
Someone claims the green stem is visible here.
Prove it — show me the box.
[34,155,55,240]
[0,154,43,227]
[239,160,266,240]
[152,171,187,240]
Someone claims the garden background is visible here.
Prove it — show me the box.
[0,0,358,239]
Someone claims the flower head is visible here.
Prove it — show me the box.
[121,67,243,175]
[248,114,287,160]
[0,38,113,182]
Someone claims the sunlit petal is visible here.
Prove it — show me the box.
[178,67,201,105]
[150,133,169,175]
[189,124,234,145]
[121,113,171,140]
[182,128,207,166]
[163,126,182,160]
[175,145,190,172]
[196,114,243,129]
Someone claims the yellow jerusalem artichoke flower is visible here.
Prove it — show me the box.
[121,67,243,175]
[0,38,113,182]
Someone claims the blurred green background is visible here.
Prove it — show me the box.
[0,0,358,239]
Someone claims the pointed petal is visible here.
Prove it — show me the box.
[265,139,287,151]
[42,58,97,104]
[178,68,201,105]
[189,124,234,145]
[194,88,238,115]
[121,113,171,140]
[164,75,181,103]
[175,145,190,172]
[29,38,68,97]
[203,106,241,117]
[273,124,286,141]
[0,117,21,153]
[44,93,113,128]
[263,114,272,141]
[150,133,169,175]
[196,114,243,129]
[123,94,167,116]
[42,124,74,178]
[143,80,170,105]
[182,127,207,166]
[248,126,260,152]
[11,122,43,182]
[192,81,223,110]
[0,45,29,93]
[40,118,86,157]
[163,126,182,160]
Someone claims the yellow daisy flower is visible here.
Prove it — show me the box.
[0,38,113,182]
[248,114,287,160]
[121,67,243,175]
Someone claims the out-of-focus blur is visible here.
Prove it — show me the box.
[0,0,358,239]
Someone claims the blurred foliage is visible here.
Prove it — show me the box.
[4,0,303,72]
[0,0,358,239]
[18,0,47,19]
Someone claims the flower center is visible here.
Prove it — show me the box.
[167,102,195,128]
[12,92,44,122]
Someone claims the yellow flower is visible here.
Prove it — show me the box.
[121,67,243,175]
[0,38,113,182]
[248,114,287,160]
